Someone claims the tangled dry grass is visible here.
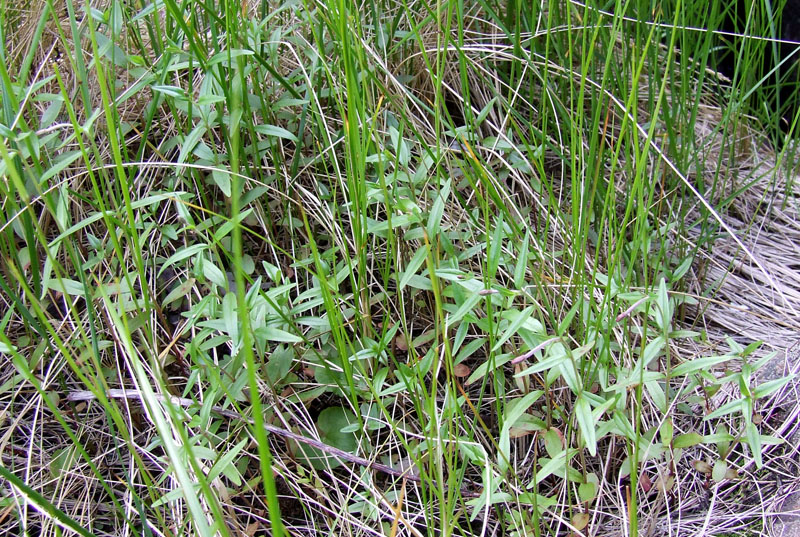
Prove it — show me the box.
[1,1,800,536]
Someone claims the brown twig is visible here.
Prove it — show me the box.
[66,388,480,496]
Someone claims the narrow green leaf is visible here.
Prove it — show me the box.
[207,439,247,485]
[162,278,195,308]
[499,390,545,471]
[514,348,568,377]
[398,244,430,290]
[159,244,207,277]
[254,326,302,343]
[475,96,497,125]
[448,293,482,324]
[704,398,745,420]
[654,278,672,331]
[40,150,83,183]
[514,232,529,289]
[670,355,731,377]
[222,293,238,342]
[575,395,597,456]
[207,49,255,66]
[753,375,796,399]
[254,124,299,142]
[487,215,503,278]
[426,179,451,238]
[492,306,533,352]
[746,422,763,468]
[673,432,704,448]
[535,452,567,484]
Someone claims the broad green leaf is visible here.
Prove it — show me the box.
[201,259,227,289]
[456,337,486,363]
[211,169,231,197]
[46,278,84,296]
[654,278,672,331]
[641,336,666,369]
[544,428,563,458]
[389,126,410,166]
[265,345,294,385]
[559,358,582,394]
[535,452,568,484]
[214,208,255,241]
[40,150,83,184]
[645,381,666,412]
[475,96,497,125]
[578,481,596,502]
[296,406,360,470]
[56,186,70,229]
[702,431,735,444]
[40,98,64,128]
[151,485,198,508]
[712,459,728,482]
[177,123,206,169]
[50,447,78,478]
[557,301,581,335]
[660,419,673,445]
[669,330,700,339]
[153,84,188,99]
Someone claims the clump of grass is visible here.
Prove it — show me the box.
[1,1,799,536]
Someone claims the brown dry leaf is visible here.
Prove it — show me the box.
[692,460,712,474]
[395,333,408,351]
[508,427,534,438]
[513,362,529,392]
[654,474,675,494]
[640,472,652,493]
[572,512,590,531]
[453,363,470,377]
